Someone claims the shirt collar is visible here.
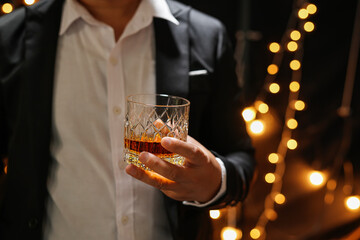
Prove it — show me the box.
[59,0,179,36]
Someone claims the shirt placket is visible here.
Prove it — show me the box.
[107,38,135,240]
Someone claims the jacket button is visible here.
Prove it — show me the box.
[28,218,38,229]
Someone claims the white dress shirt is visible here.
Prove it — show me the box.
[44,0,226,239]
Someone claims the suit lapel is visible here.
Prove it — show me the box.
[21,0,63,162]
[154,1,190,98]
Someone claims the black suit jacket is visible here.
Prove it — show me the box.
[0,0,255,239]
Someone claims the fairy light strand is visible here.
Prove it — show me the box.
[242,0,316,238]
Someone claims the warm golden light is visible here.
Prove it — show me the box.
[304,21,315,32]
[298,8,309,19]
[210,210,221,219]
[24,0,36,5]
[274,193,286,204]
[324,193,334,204]
[307,4,317,14]
[221,227,242,240]
[250,120,264,134]
[290,30,301,41]
[265,173,276,183]
[290,60,301,70]
[250,228,261,239]
[327,179,337,190]
[289,81,300,92]
[269,83,280,93]
[268,153,280,164]
[287,41,298,52]
[242,107,256,122]
[1,3,13,13]
[287,139,298,150]
[269,42,280,53]
[267,64,279,75]
[294,100,306,111]
[345,196,360,211]
[255,101,269,114]
[309,171,324,186]
[286,118,298,129]
[265,209,277,221]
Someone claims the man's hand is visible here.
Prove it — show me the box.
[125,136,222,203]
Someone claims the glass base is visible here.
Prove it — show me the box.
[125,150,185,171]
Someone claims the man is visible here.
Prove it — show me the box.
[0,0,255,239]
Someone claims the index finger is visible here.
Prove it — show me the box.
[161,137,206,164]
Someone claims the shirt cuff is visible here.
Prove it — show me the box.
[182,157,227,207]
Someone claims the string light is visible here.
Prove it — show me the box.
[267,64,279,75]
[250,227,262,239]
[210,210,221,219]
[268,153,280,164]
[345,196,360,211]
[287,41,298,52]
[257,102,269,114]
[286,118,298,129]
[298,8,309,19]
[304,21,315,32]
[309,171,325,186]
[250,120,265,134]
[290,30,301,41]
[287,139,298,150]
[289,59,301,70]
[265,173,276,183]
[306,4,317,14]
[242,107,256,122]
[264,209,277,221]
[221,227,242,240]
[289,81,300,92]
[269,42,281,53]
[274,193,286,204]
[293,100,306,111]
[1,3,13,14]
[238,1,320,238]
[24,0,36,5]
[269,83,280,93]
[327,179,337,190]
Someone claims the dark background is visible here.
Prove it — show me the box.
[180,0,360,239]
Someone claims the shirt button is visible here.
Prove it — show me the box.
[113,106,121,115]
[28,218,38,229]
[109,56,118,66]
[121,215,129,225]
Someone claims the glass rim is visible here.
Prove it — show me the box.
[126,94,190,107]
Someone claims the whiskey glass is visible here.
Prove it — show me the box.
[124,94,190,170]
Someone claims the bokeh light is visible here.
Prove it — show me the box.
[1,3,13,14]
[287,41,298,52]
[250,120,265,135]
[210,210,221,219]
[309,171,324,186]
[304,21,315,32]
[290,30,301,41]
[267,64,279,75]
[269,83,280,93]
[221,227,242,240]
[345,196,360,211]
[269,42,281,53]
[242,107,256,122]
[268,153,280,164]
[290,60,301,70]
